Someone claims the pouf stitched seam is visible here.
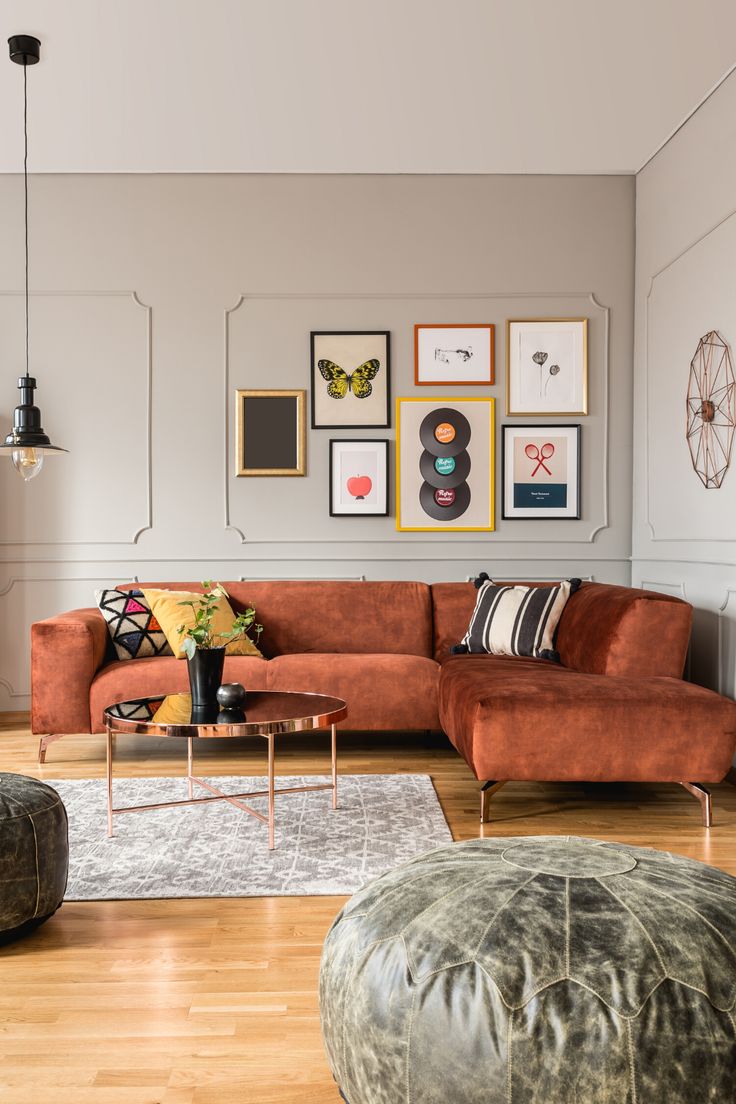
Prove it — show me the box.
[339,935,397,1078]
[627,876,736,1008]
[403,872,539,983]
[26,809,42,919]
[2,792,50,922]
[0,775,69,944]
[337,867,458,924]
[0,797,65,822]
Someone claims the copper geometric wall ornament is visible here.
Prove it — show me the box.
[686,330,735,489]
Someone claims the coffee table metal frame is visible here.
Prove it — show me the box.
[103,691,348,849]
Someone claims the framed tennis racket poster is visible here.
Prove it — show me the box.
[396,397,494,532]
[502,424,581,519]
[311,331,390,429]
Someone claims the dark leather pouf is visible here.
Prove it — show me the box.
[0,773,68,944]
[320,836,736,1103]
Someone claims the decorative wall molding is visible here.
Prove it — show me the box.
[644,206,736,542]
[633,556,736,568]
[0,290,152,546]
[639,579,687,599]
[224,291,611,546]
[0,554,632,566]
[0,574,124,697]
[238,575,367,582]
[717,587,736,696]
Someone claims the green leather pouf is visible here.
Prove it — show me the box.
[320,836,736,1103]
[0,773,68,944]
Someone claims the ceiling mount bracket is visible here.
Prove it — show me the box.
[8,35,40,66]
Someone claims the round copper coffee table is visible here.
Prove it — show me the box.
[103,691,348,850]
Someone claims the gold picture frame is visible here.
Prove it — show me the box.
[235,389,306,476]
[506,318,588,416]
[396,396,495,532]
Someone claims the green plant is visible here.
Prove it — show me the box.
[177,581,262,660]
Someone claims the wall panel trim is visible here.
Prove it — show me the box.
[0,290,153,546]
[224,291,611,545]
[644,205,736,542]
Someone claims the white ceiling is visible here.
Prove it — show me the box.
[1,0,735,175]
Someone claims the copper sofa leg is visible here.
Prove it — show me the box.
[38,733,64,765]
[480,780,507,824]
[680,782,713,827]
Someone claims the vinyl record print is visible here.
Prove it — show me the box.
[419,479,471,520]
[419,448,471,488]
[396,397,494,532]
[418,408,472,520]
[418,408,471,456]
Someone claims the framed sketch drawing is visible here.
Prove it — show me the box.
[235,389,306,476]
[502,424,581,519]
[414,324,494,385]
[506,318,588,415]
[329,439,389,516]
[396,397,495,532]
[311,331,390,429]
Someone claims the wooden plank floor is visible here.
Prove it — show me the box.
[1,714,735,1103]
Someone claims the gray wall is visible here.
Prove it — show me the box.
[632,72,736,693]
[0,173,634,708]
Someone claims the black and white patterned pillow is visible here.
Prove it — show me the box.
[456,575,581,661]
[95,588,173,661]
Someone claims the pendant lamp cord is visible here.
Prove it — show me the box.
[23,60,29,378]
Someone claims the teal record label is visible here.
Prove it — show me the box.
[434,456,456,476]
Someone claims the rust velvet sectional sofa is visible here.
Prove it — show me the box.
[31,580,736,824]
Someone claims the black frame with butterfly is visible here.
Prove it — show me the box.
[310,331,391,429]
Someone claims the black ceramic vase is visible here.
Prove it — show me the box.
[186,646,226,708]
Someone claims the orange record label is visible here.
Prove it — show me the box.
[434,422,456,444]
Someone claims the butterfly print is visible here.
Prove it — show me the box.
[318,359,380,400]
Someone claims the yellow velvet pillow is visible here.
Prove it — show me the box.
[141,588,263,660]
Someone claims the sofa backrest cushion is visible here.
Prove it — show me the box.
[555,582,692,677]
[430,581,692,678]
[126,581,433,658]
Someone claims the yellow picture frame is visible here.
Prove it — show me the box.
[396,396,495,532]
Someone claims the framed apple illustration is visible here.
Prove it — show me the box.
[347,473,373,500]
[330,439,389,517]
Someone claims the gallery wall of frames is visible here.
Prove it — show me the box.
[236,319,587,532]
[0,172,634,707]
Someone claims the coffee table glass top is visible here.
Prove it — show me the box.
[104,691,347,738]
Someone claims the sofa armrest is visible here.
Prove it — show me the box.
[31,608,108,735]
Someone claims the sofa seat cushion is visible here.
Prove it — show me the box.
[90,655,269,733]
[439,656,736,783]
[267,654,440,731]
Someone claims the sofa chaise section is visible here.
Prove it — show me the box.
[432,582,736,825]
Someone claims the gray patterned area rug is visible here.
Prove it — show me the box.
[48,774,452,900]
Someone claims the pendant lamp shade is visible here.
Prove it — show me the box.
[1,35,66,480]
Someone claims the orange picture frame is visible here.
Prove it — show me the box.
[414,323,495,386]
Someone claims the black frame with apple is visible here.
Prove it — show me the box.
[329,438,390,517]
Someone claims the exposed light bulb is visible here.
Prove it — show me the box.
[11,446,44,481]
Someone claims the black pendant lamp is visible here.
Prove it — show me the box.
[1,34,65,481]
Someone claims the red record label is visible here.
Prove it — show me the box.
[434,487,456,507]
